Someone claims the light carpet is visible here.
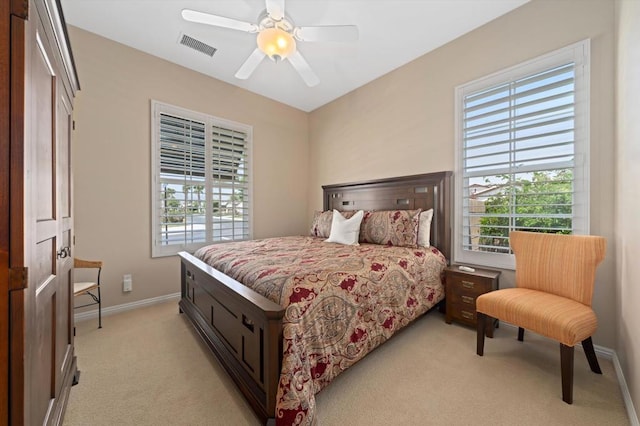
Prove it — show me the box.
[64,301,629,425]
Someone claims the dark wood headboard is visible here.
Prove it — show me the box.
[322,171,453,261]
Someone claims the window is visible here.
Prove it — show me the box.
[151,101,252,257]
[454,40,590,269]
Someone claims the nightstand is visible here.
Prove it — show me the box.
[444,265,501,337]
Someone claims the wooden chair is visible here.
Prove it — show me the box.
[74,258,103,328]
[475,231,606,404]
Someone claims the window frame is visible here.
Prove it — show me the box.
[453,40,590,270]
[151,100,253,258]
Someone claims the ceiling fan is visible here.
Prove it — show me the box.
[181,0,359,87]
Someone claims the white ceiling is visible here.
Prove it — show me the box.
[61,0,529,112]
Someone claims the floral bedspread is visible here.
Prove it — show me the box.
[194,236,446,425]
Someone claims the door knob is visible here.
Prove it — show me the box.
[57,246,71,259]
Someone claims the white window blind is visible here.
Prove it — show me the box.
[454,40,590,269]
[152,101,252,257]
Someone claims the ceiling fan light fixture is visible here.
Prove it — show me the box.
[257,27,296,62]
[182,1,357,85]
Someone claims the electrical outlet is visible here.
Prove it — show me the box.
[123,274,132,292]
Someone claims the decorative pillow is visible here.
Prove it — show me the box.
[310,210,355,238]
[418,208,434,247]
[325,210,364,245]
[309,211,334,237]
[359,209,422,247]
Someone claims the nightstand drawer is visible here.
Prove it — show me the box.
[449,291,480,306]
[447,275,493,296]
[448,303,479,324]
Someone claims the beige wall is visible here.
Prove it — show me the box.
[615,0,640,416]
[68,0,638,415]
[69,27,309,308]
[307,0,617,347]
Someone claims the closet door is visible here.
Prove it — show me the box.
[56,81,75,409]
[25,16,65,426]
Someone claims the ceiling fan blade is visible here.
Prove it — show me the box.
[182,9,258,33]
[288,51,319,87]
[294,25,359,42]
[265,0,285,21]
[235,48,267,80]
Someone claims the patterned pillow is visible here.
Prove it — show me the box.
[359,209,422,247]
[309,210,355,238]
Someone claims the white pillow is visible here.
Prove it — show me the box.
[325,209,364,245]
[418,208,434,247]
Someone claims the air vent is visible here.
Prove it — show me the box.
[179,34,217,57]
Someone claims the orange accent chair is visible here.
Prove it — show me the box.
[476,231,606,404]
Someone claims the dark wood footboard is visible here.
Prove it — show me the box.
[178,252,285,424]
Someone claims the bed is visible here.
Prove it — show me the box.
[178,171,452,425]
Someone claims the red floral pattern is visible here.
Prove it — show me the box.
[194,236,446,425]
[359,209,422,247]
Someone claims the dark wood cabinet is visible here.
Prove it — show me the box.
[445,266,500,336]
[1,0,80,424]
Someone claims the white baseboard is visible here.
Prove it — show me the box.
[612,351,640,426]
[594,344,639,426]
[74,292,181,323]
[498,321,637,424]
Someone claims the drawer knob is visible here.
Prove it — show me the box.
[462,280,475,289]
[461,295,475,304]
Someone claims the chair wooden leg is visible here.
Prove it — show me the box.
[518,327,525,342]
[582,337,602,374]
[486,316,495,338]
[477,312,486,356]
[560,344,574,404]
